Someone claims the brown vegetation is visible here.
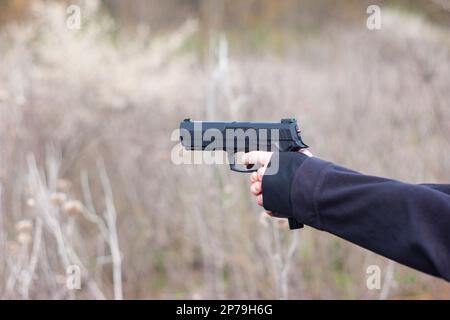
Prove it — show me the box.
[0,0,449,299]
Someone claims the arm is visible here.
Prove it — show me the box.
[420,184,450,195]
[246,152,450,282]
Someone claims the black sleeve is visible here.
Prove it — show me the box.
[262,154,450,282]
[420,184,450,195]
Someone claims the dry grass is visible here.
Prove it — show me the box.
[0,1,449,299]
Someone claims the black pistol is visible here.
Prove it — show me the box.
[179,118,309,230]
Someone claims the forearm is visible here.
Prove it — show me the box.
[420,184,450,195]
[262,154,450,281]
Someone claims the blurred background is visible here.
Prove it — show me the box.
[0,0,449,299]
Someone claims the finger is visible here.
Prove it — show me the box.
[250,171,259,183]
[256,194,263,207]
[243,151,273,166]
[257,166,266,178]
[265,210,273,216]
[250,182,262,195]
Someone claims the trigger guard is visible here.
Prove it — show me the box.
[229,163,259,173]
[228,153,261,173]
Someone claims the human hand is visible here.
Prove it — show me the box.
[243,150,312,215]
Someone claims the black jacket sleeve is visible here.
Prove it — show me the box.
[262,153,450,282]
[420,184,450,195]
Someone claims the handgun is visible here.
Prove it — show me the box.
[179,118,309,230]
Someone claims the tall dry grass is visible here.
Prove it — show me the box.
[0,1,449,299]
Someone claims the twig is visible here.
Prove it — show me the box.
[98,159,123,300]
[379,260,396,300]
[20,217,43,299]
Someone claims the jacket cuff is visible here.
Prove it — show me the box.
[262,152,308,218]
[262,154,332,227]
[290,157,332,229]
